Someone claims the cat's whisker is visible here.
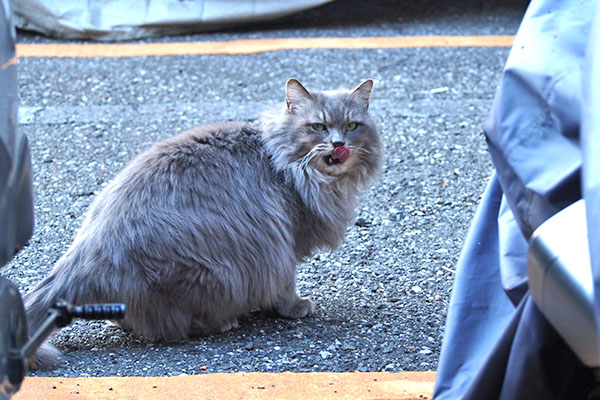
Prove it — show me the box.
[299,146,326,169]
[348,146,372,156]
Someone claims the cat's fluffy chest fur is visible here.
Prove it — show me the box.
[24,79,382,369]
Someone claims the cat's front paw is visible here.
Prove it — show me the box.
[276,296,316,319]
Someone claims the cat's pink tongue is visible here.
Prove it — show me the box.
[331,146,350,163]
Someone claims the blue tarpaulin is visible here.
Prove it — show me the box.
[434,0,600,398]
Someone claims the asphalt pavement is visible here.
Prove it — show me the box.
[4,0,529,378]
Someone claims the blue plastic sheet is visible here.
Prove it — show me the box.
[434,0,600,398]
[0,0,34,266]
[583,0,600,349]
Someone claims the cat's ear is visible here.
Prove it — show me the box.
[286,79,312,112]
[350,79,374,110]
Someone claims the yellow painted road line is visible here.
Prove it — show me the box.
[14,371,436,399]
[16,36,514,58]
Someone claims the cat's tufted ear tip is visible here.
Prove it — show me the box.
[351,79,374,108]
[286,78,301,87]
[285,79,311,112]
[360,79,374,90]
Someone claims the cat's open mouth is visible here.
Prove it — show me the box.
[325,155,342,166]
[325,146,350,166]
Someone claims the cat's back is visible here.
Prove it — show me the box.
[119,121,274,190]
[168,121,262,156]
[150,121,265,172]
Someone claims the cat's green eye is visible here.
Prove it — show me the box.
[312,123,327,132]
[346,122,358,132]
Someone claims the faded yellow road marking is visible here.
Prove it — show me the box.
[16,36,514,58]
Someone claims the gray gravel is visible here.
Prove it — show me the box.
[4,0,527,377]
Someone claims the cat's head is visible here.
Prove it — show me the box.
[262,79,382,184]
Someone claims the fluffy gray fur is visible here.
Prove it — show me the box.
[25,79,383,368]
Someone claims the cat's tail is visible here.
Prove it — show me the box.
[29,342,63,370]
[24,271,70,370]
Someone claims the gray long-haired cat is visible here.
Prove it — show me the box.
[25,79,383,368]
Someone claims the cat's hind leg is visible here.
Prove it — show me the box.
[218,318,239,333]
[116,290,200,341]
